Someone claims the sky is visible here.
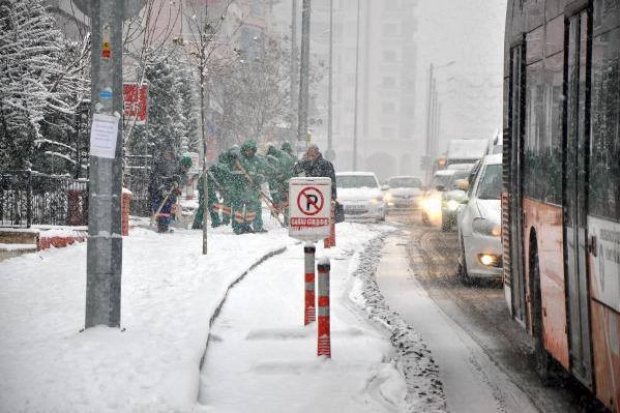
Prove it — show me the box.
[414,0,508,154]
[0,215,445,412]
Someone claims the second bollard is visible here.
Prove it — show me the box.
[317,259,331,357]
[304,243,316,325]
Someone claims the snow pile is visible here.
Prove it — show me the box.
[348,234,446,413]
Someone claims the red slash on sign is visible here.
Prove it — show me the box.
[297,187,325,216]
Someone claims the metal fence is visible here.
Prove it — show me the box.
[0,171,88,228]
[124,154,152,217]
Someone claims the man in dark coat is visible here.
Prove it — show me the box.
[149,150,191,232]
[293,144,337,201]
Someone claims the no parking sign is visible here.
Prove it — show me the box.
[289,177,332,241]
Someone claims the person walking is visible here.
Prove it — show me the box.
[293,144,337,201]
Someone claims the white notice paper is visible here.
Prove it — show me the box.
[89,114,119,159]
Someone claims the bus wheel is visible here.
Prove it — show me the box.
[530,245,554,385]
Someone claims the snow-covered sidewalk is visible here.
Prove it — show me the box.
[0,216,444,412]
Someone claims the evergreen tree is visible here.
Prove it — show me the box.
[0,0,72,172]
[127,50,191,164]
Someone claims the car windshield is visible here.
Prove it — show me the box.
[337,175,378,189]
[476,164,502,200]
[431,173,454,189]
[388,177,422,188]
[449,171,471,190]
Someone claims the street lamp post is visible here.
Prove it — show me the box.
[424,60,454,182]
[326,0,334,161]
[352,0,361,170]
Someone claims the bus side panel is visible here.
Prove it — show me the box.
[589,217,620,412]
[523,198,569,368]
[590,302,620,413]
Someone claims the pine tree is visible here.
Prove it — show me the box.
[0,0,71,172]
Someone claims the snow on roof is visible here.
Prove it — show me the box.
[434,170,456,176]
[336,171,377,177]
[482,153,503,165]
[447,139,489,159]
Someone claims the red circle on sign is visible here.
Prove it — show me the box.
[297,186,324,216]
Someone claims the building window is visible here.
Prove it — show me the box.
[383,23,398,36]
[382,76,396,88]
[382,127,396,138]
[382,102,396,114]
[383,50,397,62]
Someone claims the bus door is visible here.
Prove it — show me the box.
[508,42,527,326]
[563,6,593,389]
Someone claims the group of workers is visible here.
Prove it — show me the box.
[149,141,336,235]
[191,140,297,234]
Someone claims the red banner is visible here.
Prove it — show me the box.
[123,84,148,125]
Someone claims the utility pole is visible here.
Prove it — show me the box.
[83,1,124,328]
[297,0,311,157]
[424,63,434,183]
[326,0,334,161]
[352,0,361,170]
[290,0,299,144]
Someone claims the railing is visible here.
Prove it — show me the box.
[0,171,88,228]
[124,154,152,217]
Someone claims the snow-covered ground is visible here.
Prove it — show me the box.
[0,213,445,412]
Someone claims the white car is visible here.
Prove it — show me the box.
[336,172,386,222]
[383,176,423,211]
[456,153,502,281]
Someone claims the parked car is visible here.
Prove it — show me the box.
[440,169,474,231]
[383,176,423,212]
[456,153,502,281]
[336,172,386,222]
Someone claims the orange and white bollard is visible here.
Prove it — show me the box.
[324,205,336,248]
[317,259,331,358]
[304,243,316,325]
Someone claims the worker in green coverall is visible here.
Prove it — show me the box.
[265,144,295,225]
[193,151,240,229]
[233,139,267,234]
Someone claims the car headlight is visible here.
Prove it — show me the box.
[445,200,460,211]
[384,192,393,202]
[423,197,442,213]
[371,196,383,205]
[472,218,501,236]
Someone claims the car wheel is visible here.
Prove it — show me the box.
[441,215,450,232]
[422,211,430,226]
[457,236,474,285]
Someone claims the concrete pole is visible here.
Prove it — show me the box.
[290,0,299,143]
[85,0,124,328]
[424,63,434,183]
[327,0,333,156]
[352,0,361,171]
[297,0,311,157]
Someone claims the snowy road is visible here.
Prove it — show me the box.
[376,234,538,413]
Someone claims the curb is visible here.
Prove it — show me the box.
[38,232,88,251]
